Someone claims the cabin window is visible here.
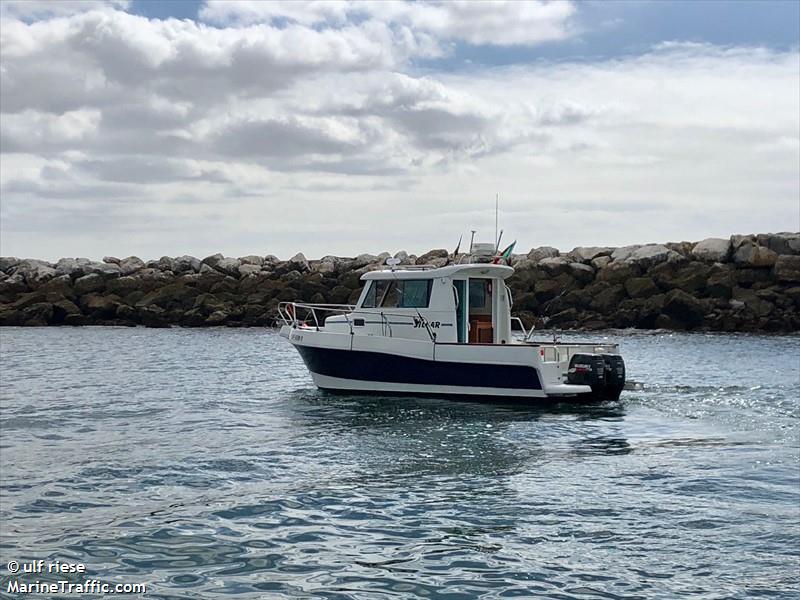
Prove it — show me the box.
[398,280,432,308]
[362,279,432,308]
[361,280,387,308]
[469,279,491,311]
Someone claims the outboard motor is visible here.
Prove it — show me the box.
[567,353,626,400]
[602,354,626,400]
[567,354,606,391]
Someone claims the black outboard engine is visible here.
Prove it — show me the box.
[567,353,626,400]
[567,353,606,390]
[602,354,626,400]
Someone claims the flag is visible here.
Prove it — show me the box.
[493,240,516,264]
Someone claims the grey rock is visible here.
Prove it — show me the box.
[527,246,560,262]
[55,257,91,277]
[729,299,745,310]
[621,244,682,268]
[288,252,310,272]
[774,255,800,282]
[85,261,121,277]
[733,243,778,267]
[351,253,378,269]
[214,257,241,277]
[537,256,571,275]
[73,273,105,295]
[12,259,56,283]
[199,263,215,274]
[102,256,121,264]
[157,256,176,272]
[569,246,614,263]
[239,255,264,266]
[239,264,262,277]
[174,255,201,273]
[757,232,800,256]
[625,277,659,299]
[119,256,145,275]
[0,257,20,273]
[393,251,409,262]
[591,256,612,270]
[610,245,642,262]
[202,253,225,268]
[663,290,705,328]
[314,256,341,274]
[568,262,595,284]
[512,258,537,271]
[692,238,731,262]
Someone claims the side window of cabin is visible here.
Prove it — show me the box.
[363,281,391,308]
[398,280,432,308]
[369,280,432,309]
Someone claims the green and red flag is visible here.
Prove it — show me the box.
[493,240,516,264]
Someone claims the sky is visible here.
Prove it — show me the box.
[1,0,798,261]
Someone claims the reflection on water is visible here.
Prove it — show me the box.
[0,327,798,599]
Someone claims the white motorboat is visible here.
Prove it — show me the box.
[278,243,629,401]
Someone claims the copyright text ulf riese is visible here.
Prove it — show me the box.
[4,560,146,595]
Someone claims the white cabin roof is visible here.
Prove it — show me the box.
[361,263,514,281]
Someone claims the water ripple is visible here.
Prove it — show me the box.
[0,328,798,599]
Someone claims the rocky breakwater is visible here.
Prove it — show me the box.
[0,233,798,332]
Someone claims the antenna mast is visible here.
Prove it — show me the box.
[494,193,499,248]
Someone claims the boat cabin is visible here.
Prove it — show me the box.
[326,263,515,344]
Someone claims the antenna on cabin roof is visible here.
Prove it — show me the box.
[469,230,477,254]
[494,193,499,249]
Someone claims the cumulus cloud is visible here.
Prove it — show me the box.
[200,0,578,47]
[0,3,797,260]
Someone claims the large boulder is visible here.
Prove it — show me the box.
[239,255,264,266]
[238,264,262,277]
[527,246,560,262]
[774,255,800,283]
[692,238,731,262]
[537,256,571,276]
[590,284,626,313]
[596,261,640,284]
[55,257,92,277]
[568,247,614,263]
[757,233,800,256]
[12,259,56,283]
[610,245,641,262]
[662,289,705,328]
[213,257,241,277]
[625,277,659,299]
[73,273,105,295]
[287,252,310,272]
[568,262,595,284]
[85,261,121,277]
[733,243,778,267]
[314,256,341,274]
[174,255,201,273]
[155,256,176,272]
[119,256,145,275]
[202,253,224,268]
[621,244,682,268]
[416,249,448,265]
[0,257,20,273]
[352,253,379,269]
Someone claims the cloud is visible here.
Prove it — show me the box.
[0,3,797,260]
[0,0,129,20]
[200,0,579,47]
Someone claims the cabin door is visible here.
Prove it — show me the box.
[453,280,467,343]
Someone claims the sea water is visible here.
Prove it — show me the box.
[0,327,798,599]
